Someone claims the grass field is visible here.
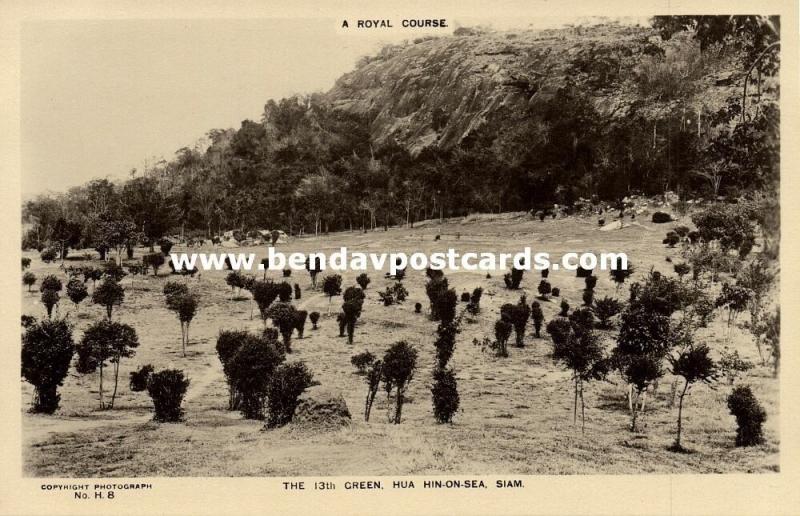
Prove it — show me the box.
[21,212,779,476]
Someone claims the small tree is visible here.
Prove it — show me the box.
[92,278,124,319]
[582,289,594,307]
[342,299,363,345]
[147,369,190,422]
[530,301,544,337]
[322,274,343,312]
[252,280,279,327]
[79,319,139,409]
[309,311,320,330]
[593,296,623,328]
[40,248,57,263]
[226,271,245,298]
[610,259,633,291]
[216,330,249,410]
[21,257,31,270]
[727,385,767,447]
[129,364,154,391]
[364,360,382,422]
[40,274,62,293]
[41,289,60,318]
[158,239,173,256]
[501,296,530,347]
[673,262,691,280]
[293,283,302,300]
[559,299,570,317]
[431,367,459,423]
[143,252,165,276]
[425,275,449,319]
[23,271,36,292]
[356,273,371,290]
[669,344,717,451]
[163,281,189,308]
[382,341,418,424]
[466,287,483,315]
[537,280,552,300]
[265,362,314,428]
[434,321,460,368]
[170,293,198,357]
[719,349,754,384]
[294,310,308,339]
[351,351,376,374]
[494,319,513,357]
[21,318,74,413]
[503,266,524,289]
[66,277,88,311]
[267,302,298,352]
[584,275,598,291]
[277,281,293,302]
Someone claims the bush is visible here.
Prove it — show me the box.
[283,268,292,278]
[719,349,753,384]
[92,278,124,319]
[276,281,293,302]
[552,287,561,297]
[460,292,471,302]
[40,274,62,293]
[530,301,544,337]
[163,281,189,309]
[265,362,314,428]
[41,289,60,318]
[252,280,279,324]
[356,273,371,290]
[663,231,680,247]
[143,253,165,276]
[351,351,377,374]
[147,369,190,422]
[559,299,570,317]
[129,364,154,391]
[692,203,755,253]
[293,283,302,300]
[434,321,459,368]
[225,271,245,295]
[503,266,524,289]
[431,367,459,423]
[493,319,513,357]
[501,297,530,347]
[337,312,346,337]
[227,331,285,419]
[727,386,766,447]
[322,274,343,309]
[466,287,483,315]
[582,289,594,306]
[23,271,37,292]
[425,275,449,319]
[309,311,320,329]
[414,302,422,313]
[652,211,672,223]
[216,330,250,409]
[576,266,593,278]
[21,318,75,413]
[537,280,552,299]
[673,262,691,279]
[584,275,598,291]
[674,226,690,237]
[541,268,549,278]
[40,248,57,263]
[159,239,173,255]
[267,302,298,352]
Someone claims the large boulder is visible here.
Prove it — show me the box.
[292,386,351,430]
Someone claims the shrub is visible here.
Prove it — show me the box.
[663,231,680,247]
[593,296,623,328]
[584,275,598,291]
[674,226,690,237]
[687,230,701,244]
[80,319,139,409]
[356,273,371,290]
[275,281,293,302]
[431,367,459,423]
[466,287,483,315]
[163,281,189,309]
[460,292,471,302]
[322,274,343,311]
[337,312,346,337]
[378,287,395,306]
[673,262,691,279]
[719,349,753,385]
[425,276,449,319]
[21,318,74,413]
[147,369,190,422]
[652,211,672,223]
[267,302,298,352]
[216,330,250,410]
[170,293,198,357]
[226,271,245,296]
[40,248,57,263]
[265,362,314,428]
[559,299,570,317]
[541,268,549,278]
[501,297,530,347]
[92,278,124,319]
[434,321,460,368]
[293,283,302,300]
[530,301,544,337]
[727,386,766,447]
[537,280,552,300]
[363,360,383,421]
[351,351,377,374]
[21,257,31,270]
[609,258,633,290]
[309,311,320,329]
[576,266,593,278]
[66,277,88,308]
[129,364,154,392]
[503,266,524,289]
[41,289,60,318]
[493,319,513,357]
[293,310,308,339]
[382,341,418,424]
[21,314,37,328]
[142,253,165,276]
[158,239,173,255]
[552,287,561,297]
[414,302,422,313]
[342,299,363,345]
[227,332,285,419]
[252,280,279,325]
[22,271,37,292]
[582,289,594,306]
[692,204,755,253]
[392,282,408,302]
[282,268,291,278]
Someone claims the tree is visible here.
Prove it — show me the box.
[41,289,60,319]
[97,216,139,265]
[147,369,190,422]
[537,280,552,300]
[226,332,285,419]
[169,293,198,357]
[501,296,530,347]
[143,253,166,276]
[494,319,513,357]
[22,271,36,292]
[66,278,88,311]
[425,275,449,319]
[382,341,418,424]
[252,280,279,327]
[309,311,320,330]
[92,278,125,319]
[342,298,363,345]
[551,323,609,432]
[264,362,314,428]
[356,273,371,290]
[293,310,308,339]
[21,318,75,413]
[669,344,717,451]
[466,287,483,315]
[593,296,623,328]
[51,216,82,262]
[431,367,459,423]
[530,301,544,337]
[691,204,755,254]
[363,360,382,422]
[610,259,633,291]
[79,319,139,409]
[322,274,343,312]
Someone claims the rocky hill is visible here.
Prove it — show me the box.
[326,22,752,155]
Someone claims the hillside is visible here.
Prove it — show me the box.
[327,23,747,155]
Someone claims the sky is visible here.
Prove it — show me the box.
[21,16,648,197]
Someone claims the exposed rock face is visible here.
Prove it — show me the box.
[326,23,746,155]
[292,386,351,429]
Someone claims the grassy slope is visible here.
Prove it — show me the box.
[22,212,779,476]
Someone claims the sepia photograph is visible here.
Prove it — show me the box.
[6,4,795,509]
